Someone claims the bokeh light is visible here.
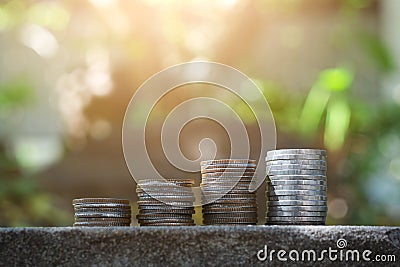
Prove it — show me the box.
[0,0,399,226]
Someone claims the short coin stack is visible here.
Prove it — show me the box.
[136,179,196,226]
[72,198,131,227]
[201,159,258,225]
[265,149,327,225]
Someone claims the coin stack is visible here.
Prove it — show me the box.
[201,159,258,225]
[136,179,196,226]
[265,149,327,225]
[72,198,132,227]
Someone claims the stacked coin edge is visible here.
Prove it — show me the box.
[265,149,327,225]
[136,179,196,226]
[201,159,258,225]
[72,198,132,227]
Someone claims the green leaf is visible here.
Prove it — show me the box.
[324,98,351,150]
[0,78,34,108]
[317,68,353,92]
[357,31,396,72]
[299,84,331,135]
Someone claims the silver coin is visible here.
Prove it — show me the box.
[74,206,131,213]
[202,198,257,203]
[202,175,254,179]
[73,205,131,211]
[266,154,326,160]
[201,159,256,165]
[267,185,326,191]
[138,219,194,224]
[140,222,196,226]
[203,207,257,213]
[138,209,194,215]
[204,198,257,205]
[137,208,195,214]
[138,194,195,200]
[202,167,256,174]
[203,218,258,224]
[139,208,195,215]
[72,198,130,205]
[265,221,324,225]
[203,203,257,209]
[267,189,326,196]
[201,180,252,185]
[266,216,326,222]
[267,205,327,212]
[74,212,132,218]
[137,214,192,220]
[138,205,189,210]
[266,159,326,166]
[137,193,194,199]
[202,178,253,183]
[203,208,258,213]
[137,217,194,223]
[203,221,257,225]
[74,217,131,223]
[202,173,255,179]
[266,164,326,171]
[73,222,130,227]
[200,183,250,190]
[267,169,326,175]
[137,180,194,185]
[202,179,253,185]
[268,195,327,201]
[202,192,255,198]
[137,183,193,189]
[266,211,327,217]
[136,188,193,194]
[137,200,194,207]
[137,181,194,188]
[137,185,193,191]
[201,185,252,191]
[201,164,257,170]
[267,179,327,186]
[204,222,257,225]
[201,188,253,194]
[267,200,327,206]
[268,174,326,179]
[138,216,193,221]
[137,180,194,186]
[267,149,326,156]
[203,212,258,219]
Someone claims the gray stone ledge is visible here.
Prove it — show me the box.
[1,226,400,266]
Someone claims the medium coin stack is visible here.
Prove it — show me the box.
[72,198,131,227]
[136,179,196,226]
[265,149,327,225]
[201,159,258,225]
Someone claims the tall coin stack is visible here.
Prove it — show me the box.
[265,149,327,225]
[136,179,196,226]
[72,198,132,227]
[201,159,258,225]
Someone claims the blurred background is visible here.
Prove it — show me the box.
[1,0,400,227]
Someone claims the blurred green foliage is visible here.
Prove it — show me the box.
[0,78,33,109]
[299,67,353,150]
[0,150,69,226]
[0,78,69,226]
[0,0,399,227]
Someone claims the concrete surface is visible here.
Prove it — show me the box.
[1,226,399,266]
